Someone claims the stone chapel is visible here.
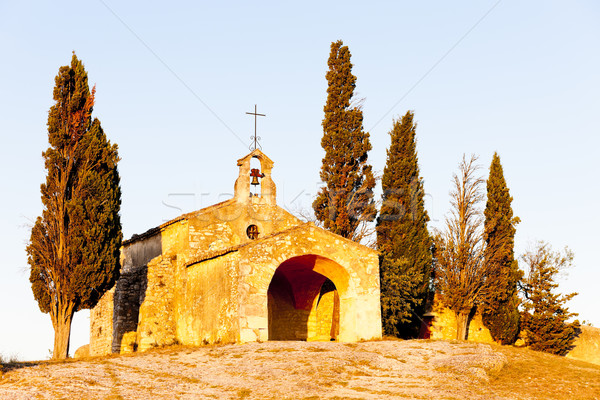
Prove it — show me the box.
[89,149,382,356]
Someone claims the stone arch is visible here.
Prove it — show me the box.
[237,225,381,344]
[265,254,350,341]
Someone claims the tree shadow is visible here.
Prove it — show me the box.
[465,306,478,341]
[111,265,148,353]
[1,361,40,374]
[564,322,583,355]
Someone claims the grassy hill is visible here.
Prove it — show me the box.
[1,340,599,399]
[567,325,600,366]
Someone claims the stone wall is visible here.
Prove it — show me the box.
[268,289,310,340]
[268,273,340,341]
[91,217,381,353]
[136,256,177,351]
[187,202,302,256]
[236,223,382,343]
[121,234,162,270]
[177,252,241,345]
[310,286,340,341]
[90,150,382,353]
[429,300,494,343]
[111,265,147,353]
[90,288,114,356]
[90,219,183,355]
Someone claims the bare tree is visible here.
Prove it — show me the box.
[290,201,378,249]
[434,154,488,340]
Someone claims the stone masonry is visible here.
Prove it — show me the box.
[90,150,382,355]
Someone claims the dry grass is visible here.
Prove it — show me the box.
[0,354,19,365]
[489,344,600,399]
[0,340,598,399]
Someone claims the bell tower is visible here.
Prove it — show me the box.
[234,149,276,205]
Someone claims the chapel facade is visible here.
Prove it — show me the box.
[89,150,382,355]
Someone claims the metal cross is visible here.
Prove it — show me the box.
[246,104,266,151]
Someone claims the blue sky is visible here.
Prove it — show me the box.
[1,1,598,360]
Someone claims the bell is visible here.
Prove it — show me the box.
[250,168,263,186]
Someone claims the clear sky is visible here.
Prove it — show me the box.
[1,1,598,361]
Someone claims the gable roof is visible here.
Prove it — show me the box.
[122,199,235,246]
[185,222,376,267]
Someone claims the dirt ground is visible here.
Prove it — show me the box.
[1,340,599,399]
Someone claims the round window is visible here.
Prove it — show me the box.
[246,224,259,240]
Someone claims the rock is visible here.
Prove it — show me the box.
[73,344,89,359]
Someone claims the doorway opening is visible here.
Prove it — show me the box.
[267,256,341,341]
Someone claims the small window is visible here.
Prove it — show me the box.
[246,224,259,240]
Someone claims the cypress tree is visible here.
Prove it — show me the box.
[520,242,580,355]
[27,53,122,359]
[313,40,376,240]
[482,152,521,344]
[376,111,432,338]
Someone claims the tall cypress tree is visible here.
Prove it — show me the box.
[313,40,376,240]
[482,152,521,344]
[376,111,432,338]
[27,53,122,359]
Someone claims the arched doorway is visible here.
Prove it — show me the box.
[267,255,343,341]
